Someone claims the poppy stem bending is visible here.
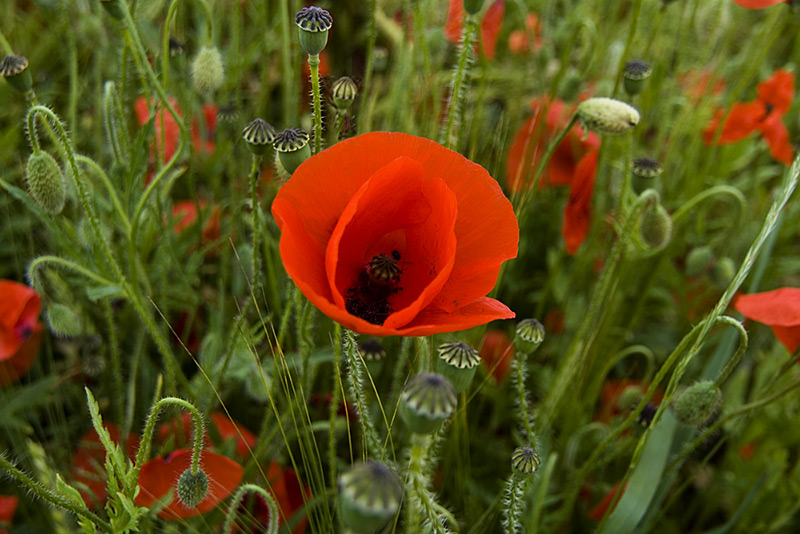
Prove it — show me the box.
[308,53,323,154]
[440,13,478,150]
[222,484,279,534]
[130,397,206,490]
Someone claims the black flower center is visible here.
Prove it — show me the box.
[345,251,404,325]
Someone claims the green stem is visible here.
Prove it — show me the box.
[279,0,296,124]
[28,255,116,289]
[611,0,643,98]
[75,155,131,233]
[328,323,343,489]
[309,53,323,154]
[162,0,215,91]
[249,154,264,291]
[714,316,748,386]
[405,433,453,534]
[343,330,381,458]
[0,455,113,532]
[223,484,279,534]
[512,353,535,442]
[441,13,478,150]
[103,298,125,427]
[359,0,377,134]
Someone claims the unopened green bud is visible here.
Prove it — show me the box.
[623,60,652,96]
[26,151,66,215]
[273,128,311,175]
[242,118,276,155]
[99,0,125,20]
[515,319,545,354]
[332,76,358,111]
[400,373,457,434]
[47,303,83,337]
[710,257,736,289]
[464,0,485,15]
[617,385,643,412]
[640,203,672,250]
[685,246,714,277]
[296,6,332,56]
[191,46,224,93]
[0,54,32,93]
[176,468,209,509]
[338,461,402,533]
[577,97,640,135]
[511,447,541,475]
[434,342,480,393]
[673,380,722,426]
[632,157,663,194]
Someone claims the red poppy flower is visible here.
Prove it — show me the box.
[594,379,663,423]
[506,98,600,192]
[445,0,505,60]
[678,69,726,101]
[735,288,800,354]
[171,200,221,243]
[703,70,795,165]
[732,0,787,8]
[135,449,243,519]
[479,329,515,383]
[562,149,599,255]
[72,424,141,507]
[0,280,42,386]
[158,412,257,459]
[271,132,518,336]
[0,495,18,534]
[508,13,543,55]
[588,482,626,521]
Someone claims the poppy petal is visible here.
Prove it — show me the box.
[325,156,459,329]
[445,0,464,44]
[480,1,505,59]
[758,113,795,165]
[562,150,599,255]
[0,495,18,527]
[0,280,41,362]
[757,69,795,115]
[479,329,515,382]
[703,101,766,145]
[731,0,787,9]
[769,325,800,354]
[735,288,800,326]
[135,449,243,519]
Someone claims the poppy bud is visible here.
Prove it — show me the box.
[617,385,643,412]
[217,103,238,123]
[373,47,389,73]
[673,380,722,426]
[332,76,358,111]
[99,0,125,20]
[400,373,457,434]
[511,447,541,476]
[577,97,640,135]
[26,151,66,215]
[273,128,311,175]
[176,467,209,509]
[686,246,713,276]
[295,6,332,56]
[191,46,224,94]
[631,157,663,194]
[242,118,276,156]
[464,0,485,15]
[623,60,652,96]
[639,202,672,251]
[0,54,32,93]
[710,257,736,289]
[47,303,83,337]
[514,318,545,353]
[338,461,402,533]
[434,342,480,393]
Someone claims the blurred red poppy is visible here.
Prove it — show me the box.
[506,98,600,192]
[732,0,787,8]
[72,424,141,507]
[232,460,309,534]
[595,379,663,423]
[588,482,626,521]
[508,13,543,55]
[158,412,257,459]
[0,280,42,386]
[678,69,725,101]
[479,329,515,383]
[445,0,505,60]
[135,449,243,519]
[171,200,221,243]
[271,132,518,336]
[0,495,18,534]
[703,70,795,165]
[735,288,800,354]
[562,149,599,255]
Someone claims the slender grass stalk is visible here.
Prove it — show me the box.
[279,0,296,124]
[344,330,381,458]
[249,154,264,291]
[441,13,478,150]
[102,298,125,427]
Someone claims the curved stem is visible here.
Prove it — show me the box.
[223,484,279,534]
[28,255,116,289]
[75,155,131,233]
[671,185,746,226]
[714,316,748,386]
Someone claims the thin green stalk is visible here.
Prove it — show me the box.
[512,353,535,442]
[162,0,214,91]
[28,255,116,289]
[328,323,343,489]
[344,330,381,458]
[279,0,297,124]
[611,0,643,98]
[223,484,279,534]
[441,13,478,150]
[359,0,377,134]
[0,27,13,54]
[404,433,454,533]
[503,473,532,534]
[249,154,264,291]
[308,53,323,154]
[103,298,125,427]
[75,155,131,233]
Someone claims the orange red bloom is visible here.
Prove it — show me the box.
[0,495,18,534]
[703,70,795,165]
[271,132,518,336]
[0,280,42,386]
[71,424,141,507]
[134,449,243,519]
[479,329,515,383]
[445,0,505,60]
[732,0,787,8]
[508,14,543,55]
[158,412,257,459]
[171,200,221,243]
[562,149,600,255]
[735,288,800,354]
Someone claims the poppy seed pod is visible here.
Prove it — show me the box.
[577,97,640,135]
[434,342,480,393]
[242,118,277,155]
[464,0,485,15]
[332,76,358,111]
[46,303,83,338]
[511,447,541,475]
[0,54,32,93]
[357,338,386,361]
[632,156,663,194]
[273,128,311,175]
[168,37,185,57]
[26,151,66,215]
[686,246,714,276]
[623,60,652,96]
[514,318,545,353]
[673,380,722,426]
[296,6,332,56]
[639,203,672,251]
[191,46,224,93]
[176,468,209,509]
[400,373,457,434]
[338,461,402,533]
